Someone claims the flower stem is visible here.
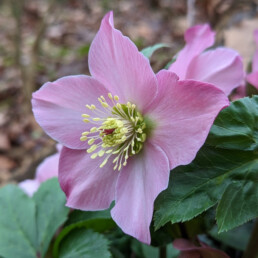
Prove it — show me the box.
[159,246,167,258]
[243,219,258,258]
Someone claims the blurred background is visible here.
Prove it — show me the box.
[0,0,258,186]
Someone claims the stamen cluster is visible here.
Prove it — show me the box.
[80,93,146,171]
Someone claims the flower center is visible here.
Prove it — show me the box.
[80,93,147,171]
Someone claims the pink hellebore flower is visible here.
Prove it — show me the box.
[246,29,258,90]
[169,24,244,96]
[32,12,229,244]
[19,145,61,196]
[173,238,230,258]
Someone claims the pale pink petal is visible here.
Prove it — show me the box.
[89,11,157,112]
[147,70,229,169]
[32,75,109,149]
[174,239,230,258]
[59,147,119,210]
[186,48,244,95]
[169,24,215,79]
[246,71,258,89]
[111,142,170,244]
[19,179,40,197]
[36,152,59,183]
[56,144,63,152]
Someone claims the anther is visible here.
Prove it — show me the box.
[98,150,105,157]
[82,114,90,118]
[80,136,88,141]
[88,139,95,145]
[87,145,97,153]
[91,153,98,159]
[100,157,109,168]
[101,102,109,108]
[90,127,97,132]
[93,118,101,121]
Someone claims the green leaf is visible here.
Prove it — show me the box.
[58,229,111,258]
[0,179,69,258]
[131,239,159,258]
[216,180,258,232]
[154,96,258,233]
[0,185,37,258]
[209,222,253,251]
[131,240,179,258]
[207,96,258,151]
[66,207,112,225]
[33,178,69,257]
[141,43,170,59]
[53,209,116,258]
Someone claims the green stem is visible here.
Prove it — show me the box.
[159,246,167,258]
[243,219,258,258]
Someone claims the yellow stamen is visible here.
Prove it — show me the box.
[87,145,97,153]
[91,153,98,159]
[98,150,105,157]
[90,127,97,132]
[88,138,95,145]
[80,136,88,141]
[100,157,109,168]
[81,93,148,171]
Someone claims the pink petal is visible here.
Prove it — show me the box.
[19,179,40,197]
[36,152,59,183]
[186,48,244,95]
[246,71,258,89]
[147,70,229,169]
[32,75,109,149]
[111,142,170,244]
[89,11,157,112]
[169,24,215,79]
[173,239,230,258]
[59,147,119,210]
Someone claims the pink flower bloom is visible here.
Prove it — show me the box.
[246,29,258,90]
[32,12,229,244]
[230,83,246,101]
[169,24,244,96]
[19,145,61,196]
[173,238,230,258]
